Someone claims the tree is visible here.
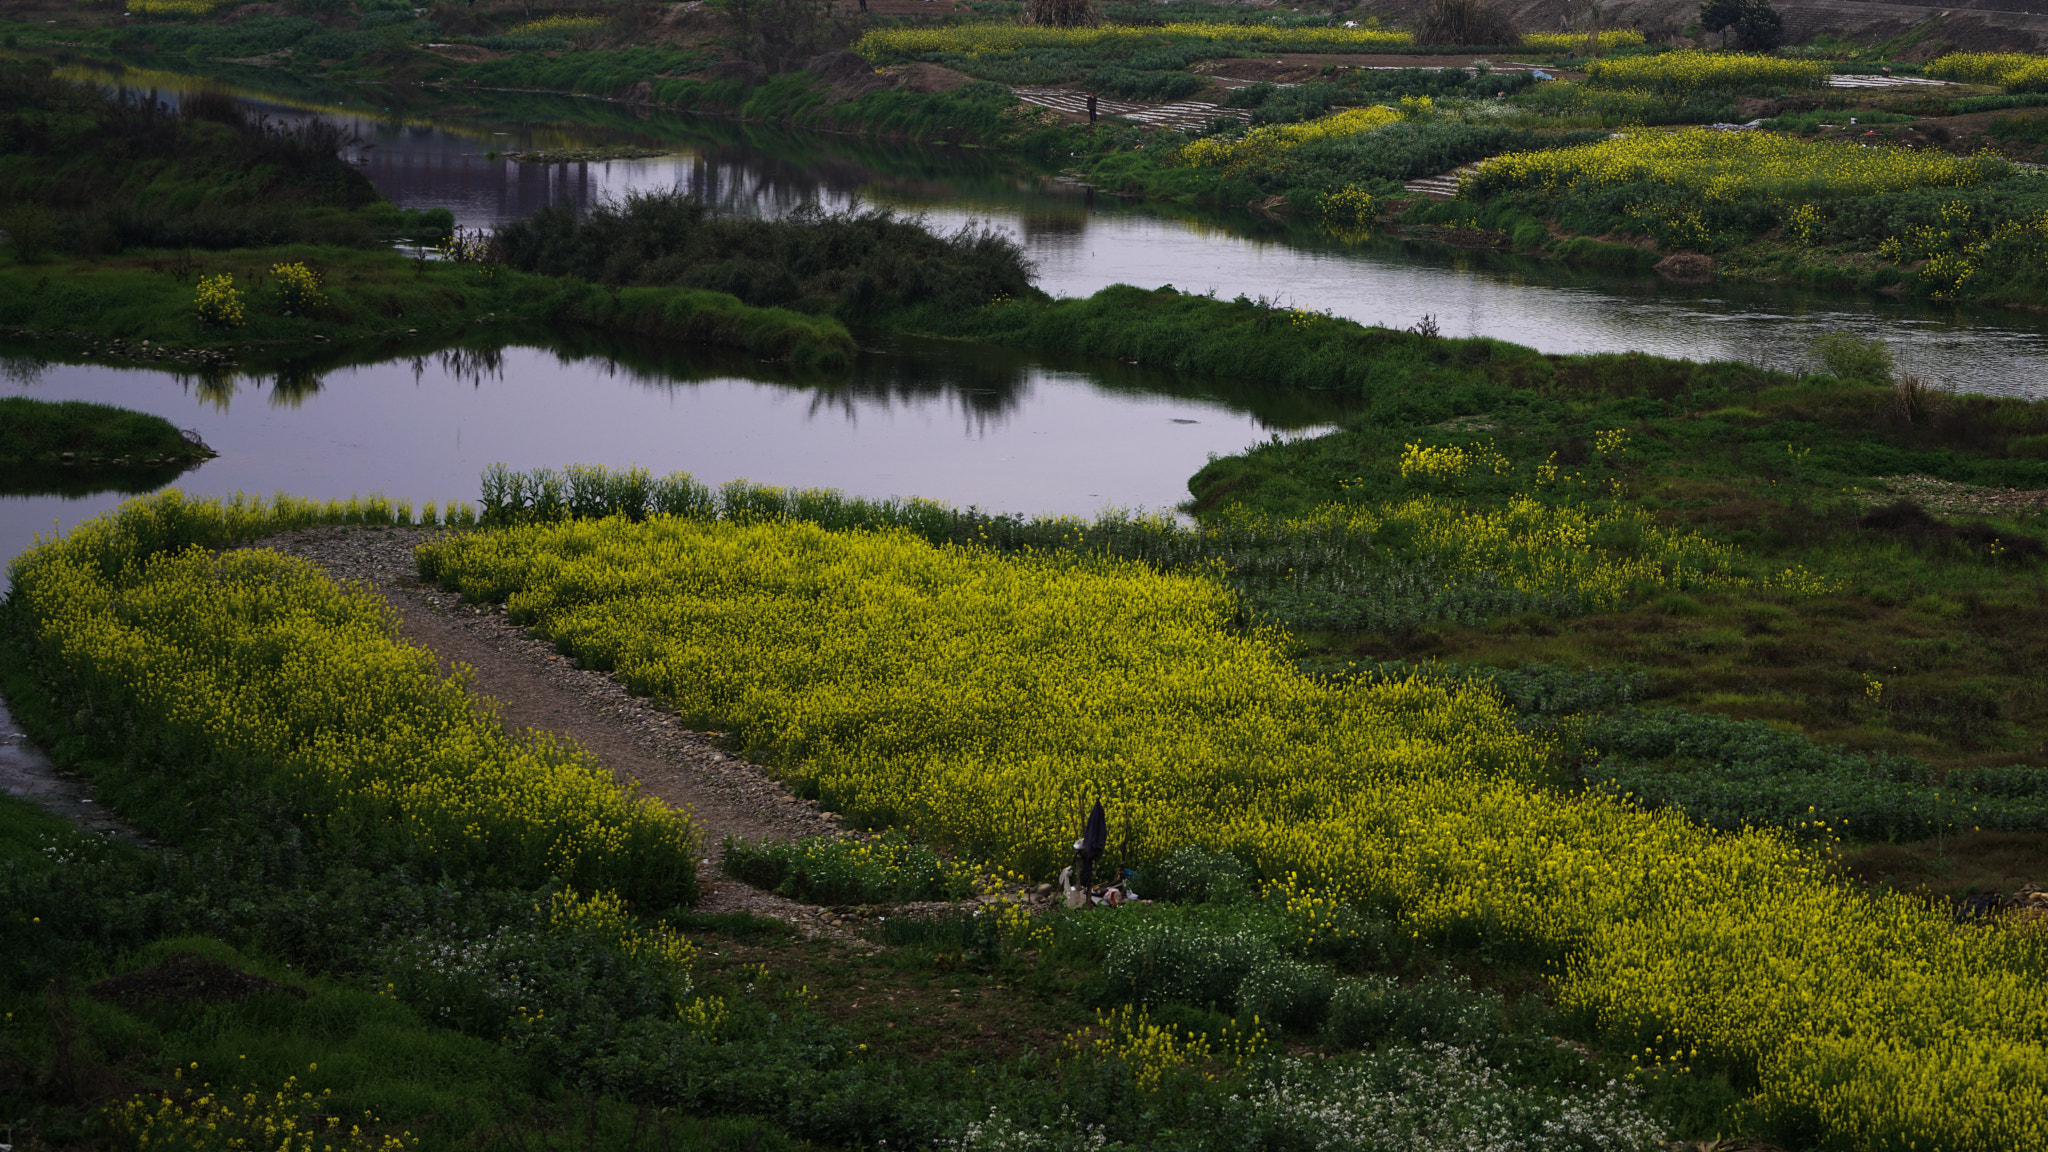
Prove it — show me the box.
[1699,0,1783,51]
[1024,0,1100,28]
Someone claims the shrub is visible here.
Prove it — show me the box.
[721,832,979,904]
[1102,925,1279,1009]
[194,272,246,329]
[271,261,328,315]
[1323,974,1500,1048]
[1143,845,1253,904]
[1814,332,1893,385]
[1237,956,1336,1033]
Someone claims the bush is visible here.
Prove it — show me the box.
[1143,845,1253,903]
[1323,974,1500,1048]
[1237,956,1336,1033]
[1814,332,1894,385]
[721,832,978,904]
[1102,924,1278,1009]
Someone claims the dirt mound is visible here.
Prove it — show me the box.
[1860,498,2048,559]
[884,61,974,94]
[424,43,506,63]
[1654,251,1714,278]
[806,52,974,103]
[89,952,306,1010]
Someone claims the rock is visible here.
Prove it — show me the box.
[1034,883,1054,896]
[627,80,654,103]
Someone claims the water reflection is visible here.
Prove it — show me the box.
[1,332,1355,575]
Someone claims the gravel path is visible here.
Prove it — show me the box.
[270,525,878,942]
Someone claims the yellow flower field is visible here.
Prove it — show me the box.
[853,22,1643,59]
[8,492,695,908]
[1584,50,1826,93]
[124,0,238,16]
[1177,104,1405,170]
[1925,51,2048,90]
[1522,30,1646,52]
[1467,128,2009,202]
[507,14,607,37]
[854,23,1414,58]
[410,510,2048,1148]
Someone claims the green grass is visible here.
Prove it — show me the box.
[0,246,856,366]
[0,396,204,467]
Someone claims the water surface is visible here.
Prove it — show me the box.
[1,336,1350,575]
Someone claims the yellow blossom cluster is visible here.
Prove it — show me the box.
[1467,129,2009,203]
[506,14,606,36]
[1065,1006,1266,1089]
[853,22,1413,58]
[1925,51,2048,90]
[1177,105,1404,171]
[125,0,237,15]
[1398,440,1514,482]
[1584,50,1826,93]
[1521,29,1647,52]
[547,888,699,977]
[105,1066,415,1152]
[194,272,246,329]
[401,510,2048,1145]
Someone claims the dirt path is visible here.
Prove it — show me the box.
[270,526,874,940]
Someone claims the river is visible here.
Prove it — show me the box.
[7,66,2048,576]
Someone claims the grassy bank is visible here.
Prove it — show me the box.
[0,245,858,368]
[0,396,208,464]
[0,395,213,496]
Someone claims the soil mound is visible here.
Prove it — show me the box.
[89,952,305,1010]
[885,61,974,94]
[1654,251,1714,279]
[1860,498,2047,559]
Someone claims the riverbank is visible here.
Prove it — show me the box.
[0,246,858,368]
